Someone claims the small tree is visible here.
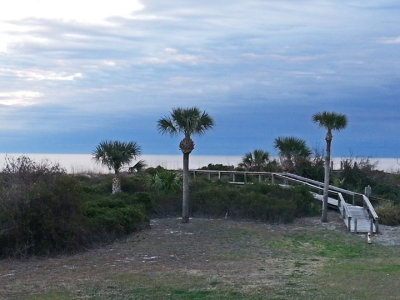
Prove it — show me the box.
[157,107,214,223]
[274,136,311,172]
[239,150,270,171]
[93,140,141,194]
[312,111,347,222]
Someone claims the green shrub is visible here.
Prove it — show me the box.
[0,172,87,257]
[187,180,318,222]
[147,169,181,194]
[120,175,148,193]
[375,202,400,226]
[83,199,148,235]
[0,156,150,257]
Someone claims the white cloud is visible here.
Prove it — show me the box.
[19,70,82,81]
[269,54,327,62]
[143,48,199,64]
[0,91,43,106]
[0,0,145,52]
[380,36,400,44]
[0,68,82,81]
[0,0,144,24]
[101,60,117,67]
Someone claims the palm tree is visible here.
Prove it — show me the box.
[274,136,311,172]
[157,107,214,223]
[93,140,141,194]
[312,111,347,222]
[239,149,270,171]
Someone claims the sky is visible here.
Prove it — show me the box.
[0,0,398,158]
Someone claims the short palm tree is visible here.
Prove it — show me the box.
[312,111,347,222]
[274,136,311,172]
[158,107,214,223]
[93,140,141,194]
[239,149,270,171]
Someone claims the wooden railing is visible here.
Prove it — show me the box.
[271,172,356,232]
[190,169,273,184]
[272,172,379,233]
[188,170,379,233]
[362,194,380,233]
[338,193,353,231]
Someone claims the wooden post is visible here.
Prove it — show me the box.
[244,173,247,184]
[218,172,221,180]
[259,174,261,182]
[354,219,358,233]
[370,219,373,234]
[233,173,235,183]
[348,217,352,232]
[271,174,275,184]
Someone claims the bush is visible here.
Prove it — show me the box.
[0,156,149,257]
[188,180,319,222]
[82,195,148,236]
[0,157,87,256]
[120,175,148,193]
[375,202,400,226]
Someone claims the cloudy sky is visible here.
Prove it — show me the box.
[0,0,398,157]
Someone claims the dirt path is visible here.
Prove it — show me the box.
[0,212,398,299]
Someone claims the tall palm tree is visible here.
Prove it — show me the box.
[239,149,270,171]
[274,136,311,172]
[93,140,141,194]
[312,111,347,222]
[157,107,214,223]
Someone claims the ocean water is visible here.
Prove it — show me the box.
[0,154,243,174]
[0,153,398,174]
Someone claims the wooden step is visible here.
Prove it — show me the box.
[345,206,377,233]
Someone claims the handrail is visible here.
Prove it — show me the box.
[273,173,354,219]
[339,193,353,220]
[274,174,325,192]
[280,173,356,196]
[189,169,274,176]
[362,195,379,220]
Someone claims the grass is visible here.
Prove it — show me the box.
[2,216,400,300]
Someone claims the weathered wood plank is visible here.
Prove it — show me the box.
[311,193,338,207]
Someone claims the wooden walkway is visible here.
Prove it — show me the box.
[189,170,379,234]
[273,173,379,234]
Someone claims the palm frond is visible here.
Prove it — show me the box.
[312,111,347,131]
[92,140,141,173]
[157,117,178,135]
[158,107,214,137]
[274,136,311,159]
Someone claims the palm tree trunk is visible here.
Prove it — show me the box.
[321,136,332,222]
[112,172,121,194]
[182,152,190,223]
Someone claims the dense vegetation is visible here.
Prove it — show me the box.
[1,151,399,257]
[0,156,320,257]
[0,157,149,257]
